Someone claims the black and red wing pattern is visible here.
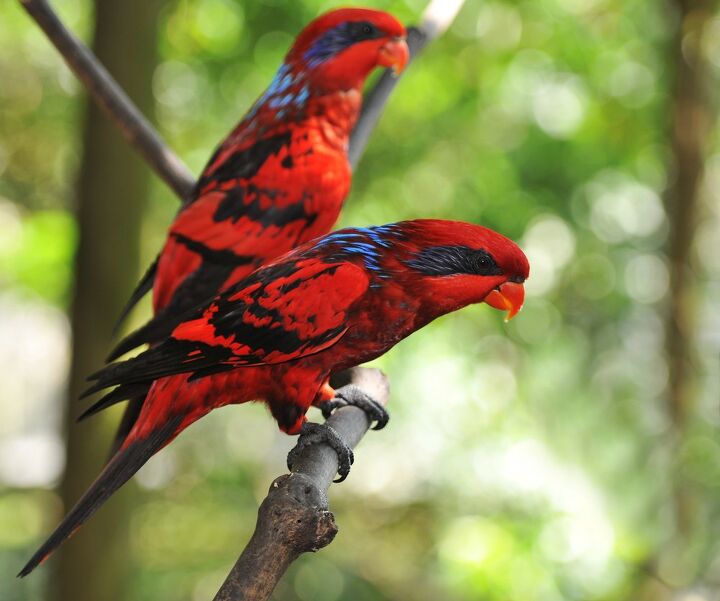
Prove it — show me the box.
[86,258,369,395]
[110,131,295,349]
[107,240,251,361]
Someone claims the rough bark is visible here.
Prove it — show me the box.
[213,367,390,601]
[51,1,163,600]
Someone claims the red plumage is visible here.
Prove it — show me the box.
[20,219,529,576]
[106,8,409,450]
[113,9,408,354]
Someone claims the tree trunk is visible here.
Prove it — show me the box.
[664,0,715,537]
[51,1,163,600]
[634,3,716,599]
[629,2,719,599]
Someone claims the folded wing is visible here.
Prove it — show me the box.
[84,258,369,395]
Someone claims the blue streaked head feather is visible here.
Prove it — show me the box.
[315,224,402,277]
[303,20,385,68]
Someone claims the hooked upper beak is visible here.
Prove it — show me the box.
[378,37,410,76]
[483,281,525,322]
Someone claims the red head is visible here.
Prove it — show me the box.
[311,219,529,322]
[285,8,409,91]
[388,220,529,321]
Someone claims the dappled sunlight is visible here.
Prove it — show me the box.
[531,76,587,139]
[0,293,69,488]
[2,0,720,599]
[522,214,576,296]
[588,176,666,243]
[624,253,669,304]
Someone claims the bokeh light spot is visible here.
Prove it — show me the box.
[623,253,669,304]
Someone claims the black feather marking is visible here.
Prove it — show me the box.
[96,259,357,400]
[106,259,242,361]
[304,20,385,66]
[107,397,146,460]
[406,246,503,277]
[17,414,183,578]
[196,131,292,192]
[268,397,306,433]
[106,322,161,363]
[186,363,236,381]
[112,256,158,336]
[87,339,235,395]
[77,383,151,422]
[173,234,256,265]
[208,263,347,359]
[212,185,313,228]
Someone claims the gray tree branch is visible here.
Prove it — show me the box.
[349,0,466,168]
[213,367,390,601]
[18,0,197,202]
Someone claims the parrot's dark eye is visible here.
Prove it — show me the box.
[347,21,383,42]
[406,246,503,277]
[472,253,493,272]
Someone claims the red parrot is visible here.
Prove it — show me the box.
[20,219,528,576]
[107,7,409,449]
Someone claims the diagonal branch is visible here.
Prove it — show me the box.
[19,0,467,197]
[349,0,466,168]
[18,0,197,202]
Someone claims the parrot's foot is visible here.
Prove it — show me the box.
[287,422,354,482]
[320,384,389,431]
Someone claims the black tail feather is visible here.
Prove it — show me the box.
[106,312,175,362]
[108,398,146,460]
[77,383,152,422]
[18,415,182,578]
[86,339,234,397]
[112,256,159,338]
[107,258,233,361]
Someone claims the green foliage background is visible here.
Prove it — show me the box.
[1,0,719,599]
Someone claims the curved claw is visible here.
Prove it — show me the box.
[334,385,390,431]
[320,398,348,420]
[287,422,354,482]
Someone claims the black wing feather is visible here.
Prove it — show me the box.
[77,382,151,422]
[85,338,235,397]
[112,256,158,337]
[107,397,146,459]
[107,259,238,361]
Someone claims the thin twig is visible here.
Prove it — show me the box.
[18,0,196,202]
[212,367,390,601]
[349,0,466,167]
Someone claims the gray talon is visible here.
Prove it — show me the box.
[287,422,354,482]
[328,384,389,431]
[320,398,348,419]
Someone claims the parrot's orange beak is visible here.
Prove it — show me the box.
[378,37,410,76]
[483,281,525,322]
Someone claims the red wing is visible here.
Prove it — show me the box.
[85,259,369,394]
[173,258,370,364]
